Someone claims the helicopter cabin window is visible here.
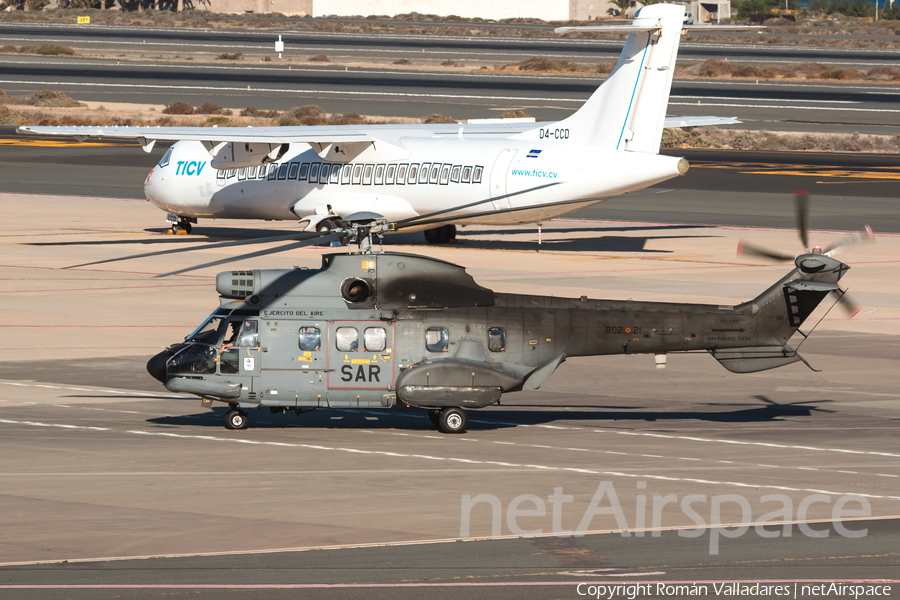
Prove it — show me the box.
[364,327,386,352]
[342,164,352,184]
[473,166,484,183]
[267,164,278,180]
[440,165,451,185]
[429,164,440,184]
[287,162,300,180]
[330,165,341,184]
[227,169,237,179]
[336,327,359,352]
[418,163,430,184]
[407,164,418,184]
[158,146,173,168]
[298,326,321,351]
[318,164,331,184]
[363,164,374,185]
[308,163,320,181]
[277,163,289,180]
[374,164,385,185]
[352,164,363,184]
[248,166,258,178]
[425,327,449,353]
[238,168,248,181]
[488,327,506,352]
[298,163,310,180]
[386,164,396,183]
[461,166,472,183]
[450,165,461,183]
[396,164,407,184]
[216,169,226,182]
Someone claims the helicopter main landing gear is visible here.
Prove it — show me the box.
[225,408,248,430]
[438,407,468,434]
[167,214,194,235]
[424,224,456,245]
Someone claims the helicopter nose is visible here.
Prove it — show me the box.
[146,350,170,384]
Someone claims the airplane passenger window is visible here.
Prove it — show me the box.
[429,164,440,184]
[288,162,300,179]
[473,166,484,183]
[425,328,449,352]
[396,164,407,184]
[309,163,320,181]
[342,164,352,184]
[440,165,450,185]
[298,163,310,180]
[488,327,506,352]
[216,169,226,181]
[319,164,331,184]
[259,165,269,179]
[330,165,341,184]
[374,165,385,185]
[461,166,472,183]
[352,164,363,184]
[227,169,238,179]
[407,164,418,184]
[364,327,386,352]
[267,164,278,180]
[363,164,373,184]
[238,168,248,181]
[419,163,431,184]
[336,327,359,352]
[277,163,289,180]
[158,147,173,168]
[248,166,258,178]
[298,326,321,351]
[450,166,461,183]
[386,164,396,183]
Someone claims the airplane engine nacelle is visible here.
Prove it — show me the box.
[207,141,289,170]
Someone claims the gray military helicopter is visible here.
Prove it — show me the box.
[72,190,872,434]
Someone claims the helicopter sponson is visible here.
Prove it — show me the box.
[147,251,851,434]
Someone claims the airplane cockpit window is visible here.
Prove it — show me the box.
[488,327,506,352]
[461,166,472,183]
[425,327,449,352]
[364,327,386,352]
[336,327,359,352]
[187,316,226,345]
[473,166,484,183]
[158,146,173,168]
[299,326,321,351]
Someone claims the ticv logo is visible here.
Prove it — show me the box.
[175,160,207,176]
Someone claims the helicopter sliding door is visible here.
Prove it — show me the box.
[327,321,394,408]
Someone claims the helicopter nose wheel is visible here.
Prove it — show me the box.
[438,407,468,434]
[225,408,249,430]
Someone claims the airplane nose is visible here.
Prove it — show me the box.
[146,350,170,384]
[143,168,159,202]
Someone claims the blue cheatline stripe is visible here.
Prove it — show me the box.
[615,35,652,151]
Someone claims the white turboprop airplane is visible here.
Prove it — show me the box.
[18,5,753,243]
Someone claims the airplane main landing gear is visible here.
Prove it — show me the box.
[424,224,457,245]
[225,408,248,430]
[438,407,468,434]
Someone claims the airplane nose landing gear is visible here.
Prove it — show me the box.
[167,213,195,235]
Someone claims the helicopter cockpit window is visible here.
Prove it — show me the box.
[238,320,258,347]
[187,316,226,345]
[158,146,173,168]
[364,327,386,352]
[425,327,449,353]
[299,326,321,351]
[488,327,506,352]
[336,327,359,352]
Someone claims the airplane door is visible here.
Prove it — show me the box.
[327,321,394,405]
[490,149,517,209]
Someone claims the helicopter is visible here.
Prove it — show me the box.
[73,191,872,434]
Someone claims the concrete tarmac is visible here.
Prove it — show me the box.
[0,189,897,596]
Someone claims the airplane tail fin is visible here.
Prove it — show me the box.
[551,4,686,153]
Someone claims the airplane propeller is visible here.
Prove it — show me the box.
[736,191,874,319]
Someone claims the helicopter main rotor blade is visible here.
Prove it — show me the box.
[66,229,331,269]
[157,233,340,278]
[823,225,875,257]
[795,190,809,250]
[832,287,860,319]
[390,181,563,230]
[736,239,794,262]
